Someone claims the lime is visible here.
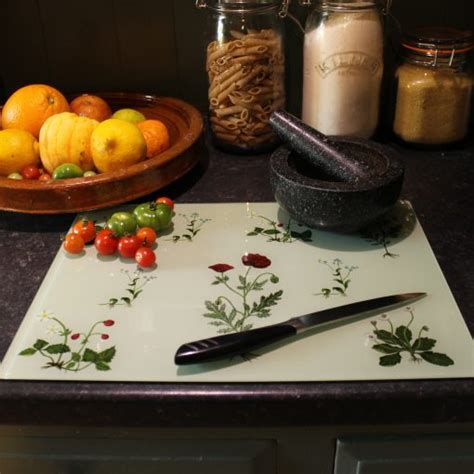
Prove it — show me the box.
[111,108,146,124]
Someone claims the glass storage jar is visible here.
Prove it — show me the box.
[392,27,473,146]
[196,0,288,153]
[301,0,386,139]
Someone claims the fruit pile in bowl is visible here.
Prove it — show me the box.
[0,84,170,181]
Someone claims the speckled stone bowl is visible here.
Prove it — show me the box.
[270,138,404,233]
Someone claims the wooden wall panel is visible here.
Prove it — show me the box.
[35,0,122,94]
[4,0,50,95]
[172,1,208,112]
[2,0,473,109]
[113,0,178,96]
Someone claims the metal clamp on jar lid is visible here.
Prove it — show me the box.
[401,26,474,67]
[196,0,290,17]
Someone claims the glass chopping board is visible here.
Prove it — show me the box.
[0,201,472,382]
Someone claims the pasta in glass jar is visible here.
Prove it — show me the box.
[197,0,288,153]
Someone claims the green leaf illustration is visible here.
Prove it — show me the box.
[71,352,81,362]
[45,344,70,355]
[395,325,412,343]
[33,339,49,351]
[379,353,402,366]
[95,361,111,371]
[373,329,400,346]
[270,275,279,284]
[420,351,454,366]
[412,337,436,351]
[97,346,116,363]
[82,348,98,362]
[19,348,37,356]
[372,344,401,354]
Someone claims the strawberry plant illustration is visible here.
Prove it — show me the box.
[369,308,454,367]
[101,269,155,308]
[19,311,116,372]
[204,253,283,334]
[247,214,312,243]
[315,258,358,297]
[170,213,211,243]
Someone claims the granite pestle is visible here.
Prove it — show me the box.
[269,110,370,182]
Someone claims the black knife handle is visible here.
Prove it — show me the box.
[174,324,297,365]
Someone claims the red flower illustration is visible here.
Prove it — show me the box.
[103,320,115,327]
[101,334,110,340]
[71,333,80,340]
[242,253,271,268]
[209,263,234,273]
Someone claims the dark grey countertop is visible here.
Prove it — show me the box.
[0,133,473,427]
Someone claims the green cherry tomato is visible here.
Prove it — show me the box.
[155,202,173,229]
[83,170,97,177]
[52,163,84,180]
[106,211,137,237]
[133,203,161,231]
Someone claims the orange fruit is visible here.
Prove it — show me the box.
[70,94,112,122]
[137,119,170,158]
[2,84,70,138]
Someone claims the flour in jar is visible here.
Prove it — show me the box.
[302,10,384,138]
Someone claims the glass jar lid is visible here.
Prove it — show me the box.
[402,27,474,58]
[298,0,386,9]
[196,0,290,16]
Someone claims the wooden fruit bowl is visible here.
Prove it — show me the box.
[0,93,204,214]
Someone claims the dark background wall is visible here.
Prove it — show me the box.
[2,0,473,115]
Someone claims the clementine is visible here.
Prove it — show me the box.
[70,94,112,122]
[2,84,69,138]
[137,119,170,158]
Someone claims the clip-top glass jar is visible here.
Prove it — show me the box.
[392,27,473,146]
[196,0,288,153]
[301,0,386,139]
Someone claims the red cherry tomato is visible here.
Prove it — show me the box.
[135,247,156,268]
[21,164,41,180]
[136,227,157,248]
[63,233,85,254]
[39,173,52,182]
[118,235,142,258]
[72,218,96,243]
[155,196,174,210]
[94,229,118,256]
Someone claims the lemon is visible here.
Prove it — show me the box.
[90,119,146,173]
[0,129,40,176]
[112,108,146,124]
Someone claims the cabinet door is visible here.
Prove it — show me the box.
[0,437,276,474]
[335,436,474,474]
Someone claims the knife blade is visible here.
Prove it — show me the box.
[174,292,426,365]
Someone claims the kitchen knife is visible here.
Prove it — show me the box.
[174,292,426,365]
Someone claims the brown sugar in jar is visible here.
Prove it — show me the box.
[393,27,473,146]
